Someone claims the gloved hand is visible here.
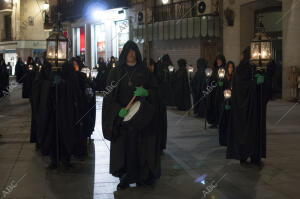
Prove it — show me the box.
[218,81,224,87]
[53,75,62,85]
[134,87,149,97]
[255,74,264,85]
[225,104,231,110]
[118,108,128,118]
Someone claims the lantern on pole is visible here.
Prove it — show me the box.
[250,15,272,70]
[46,28,68,70]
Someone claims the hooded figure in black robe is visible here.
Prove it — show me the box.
[72,58,96,159]
[174,59,191,111]
[0,57,9,97]
[22,57,37,99]
[107,56,117,70]
[218,61,235,146]
[102,41,161,189]
[206,55,226,128]
[95,57,108,91]
[15,57,26,83]
[31,61,55,155]
[157,54,176,106]
[227,47,274,165]
[21,57,39,143]
[145,58,168,152]
[192,58,207,117]
[48,61,87,168]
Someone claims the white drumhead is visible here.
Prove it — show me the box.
[123,101,141,122]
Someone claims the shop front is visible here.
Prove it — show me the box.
[70,8,131,68]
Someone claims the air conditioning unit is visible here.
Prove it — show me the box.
[196,0,218,16]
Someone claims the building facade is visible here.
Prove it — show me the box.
[49,0,130,68]
[52,0,299,100]
[0,0,49,74]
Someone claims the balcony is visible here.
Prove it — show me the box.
[153,0,217,22]
[0,0,13,12]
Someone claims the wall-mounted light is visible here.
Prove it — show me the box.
[162,0,168,5]
[43,1,49,10]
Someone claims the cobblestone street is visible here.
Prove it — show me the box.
[0,86,300,199]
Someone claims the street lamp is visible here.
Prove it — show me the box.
[46,28,68,69]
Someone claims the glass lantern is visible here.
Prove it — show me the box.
[187,65,194,73]
[250,32,272,68]
[218,67,225,79]
[224,89,231,99]
[168,65,174,72]
[205,68,213,77]
[46,30,68,69]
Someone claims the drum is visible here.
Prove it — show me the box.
[123,99,154,131]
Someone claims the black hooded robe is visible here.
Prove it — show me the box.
[174,65,191,111]
[102,41,161,182]
[0,61,9,97]
[192,64,207,117]
[227,61,273,161]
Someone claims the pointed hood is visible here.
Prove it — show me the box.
[118,40,142,67]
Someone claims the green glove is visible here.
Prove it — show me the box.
[225,104,231,110]
[134,87,149,97]
[256,75,264,85]
[218,81,224,87]
[53,75,62,85]
[118,108,128,118]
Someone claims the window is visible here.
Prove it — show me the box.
[4,15,12,41]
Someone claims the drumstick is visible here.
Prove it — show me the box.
[125,85,143,110]
[125,95,136,110]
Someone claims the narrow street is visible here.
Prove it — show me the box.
[0,85,300,199]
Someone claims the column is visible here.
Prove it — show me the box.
[85,24,92,68]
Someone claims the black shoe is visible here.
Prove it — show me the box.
[209,124,217,129]
[251,157,262,166]
[117,181,129,190]
[47,162,57,170]
[240,157,247,165]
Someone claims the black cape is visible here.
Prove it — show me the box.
[174,66,191,111]
[227,61,273,160]
[192,66,206,117]
[102,41,161,180]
